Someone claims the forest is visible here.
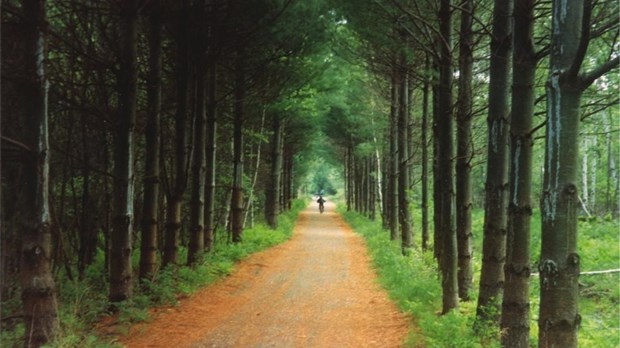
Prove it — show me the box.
[1,0,619,347]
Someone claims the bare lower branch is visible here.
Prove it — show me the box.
[580,56,620,88]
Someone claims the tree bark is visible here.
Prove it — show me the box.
[456,0,474,301]
[398,62,413,254]
[389,63,400,241]
[79,112,97,279]
[204,63,217,251]
[421,56,430,251]
[500,1,536,345]
[109,0,138,303]
[164,0,190,266]
[188,70,207,265]
[477,0,512,323]
[604,112,619,216]
[243,111,266,228]
[266,115,283,229]
[437,0,458,314]
[231,50,246,243]
[539,0,590,345]
[140,0,162,281]
[19,0,59,344]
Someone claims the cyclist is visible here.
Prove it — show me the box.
[317,195,326,213]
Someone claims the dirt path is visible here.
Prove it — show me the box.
[118,202,411,347]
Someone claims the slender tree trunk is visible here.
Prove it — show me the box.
[283,151,294,210]
[356,157,362,212]
[500,1,536,345]
[164,0,190,266]
[266,115,283,229]
[581,137,589,209]
[604,111,619,216]
[231,50,245,243]
[188,71,207,265]
[370,157,377,220]
[370,114,383,219]
[344,148,350,210]
[20,0,59,344]
[109,0,138,303]
[590,135,597,213]
[382,155,389,229]
[204,63,217,251]
[347,147,355,211]
[389,64,400,241]
[140,0,162,281]
[432,71,442,263]
[456,0,474,301]
[398,63,413,254]
[437,0,458,314]
[244,111,265,227]
[421,57,430,251]
[477,0,512,323]
[79,113,96,279]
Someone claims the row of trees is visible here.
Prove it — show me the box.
[327,0,618,347]
[2,0,330,346]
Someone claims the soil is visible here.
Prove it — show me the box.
[115,202,412,347]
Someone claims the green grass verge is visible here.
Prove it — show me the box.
[0,199,306,348]
[342,206,620,347]
[340,207,498,348]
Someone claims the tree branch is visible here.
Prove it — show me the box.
[566,0,592,80]
[580,56,620,89]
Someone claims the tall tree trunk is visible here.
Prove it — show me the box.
[604,112,619,215]
[456,0,474,301]
[398,63,413,254]
[109,0,138,303]
[421,56,430,251]
[204,63,217,251]
[500,1,536,345]
[437,0,458,314]
[581,137,589,209]
[164,0,190,266]
[140,0,162,281]
[244,111,265,227]
[432,70,442,263]
[347,146,355,211]
[537,0,618,345]
[20,0,59,344]
[344,147,351,211]
[188,71,207,265]
[389,64,400,241]
[283,151,293,210]
[266,115,283,229]
[79,113,96,279]
[477,0,512,323]
[590,135,597,213]
[370,157,377,220]
[231,50,245,243]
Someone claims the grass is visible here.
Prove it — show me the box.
[341,206,620,348]
[0,199,306,348]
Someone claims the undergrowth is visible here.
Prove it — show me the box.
[0,199,305,348]
[343,207,619,348]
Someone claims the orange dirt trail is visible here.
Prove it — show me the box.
[118,202,411,347]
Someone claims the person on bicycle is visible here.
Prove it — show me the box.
[317,195,326,213]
